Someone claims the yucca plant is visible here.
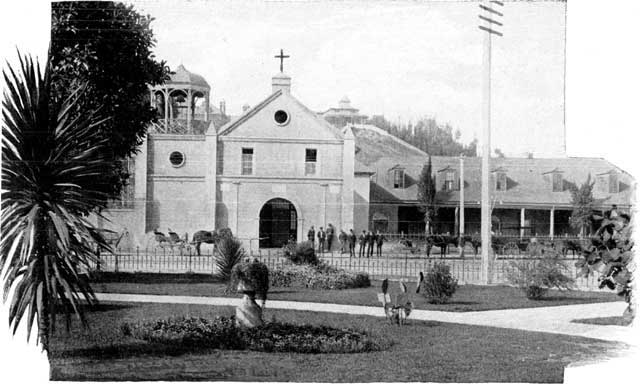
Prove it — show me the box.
[1,53,112,353]
[215,236,246,281]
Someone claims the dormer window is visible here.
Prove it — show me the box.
[393,169,405,189]
[444,171,456,191]
[597,170,619,194]
[552,172,563,192]
[492,166,508,191]
[496,172,507,191]
[543,168,564,192]
[437,166,458,191]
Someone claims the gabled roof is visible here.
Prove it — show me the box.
[218,90,343,139]
[218,91,283,135]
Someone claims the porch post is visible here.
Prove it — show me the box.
[520,208,526,238]
[549,208,555,239]
[163,88,169,131]
[186,89,193,133]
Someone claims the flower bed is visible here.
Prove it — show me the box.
[122,316,388,354]
[270,262,370,289]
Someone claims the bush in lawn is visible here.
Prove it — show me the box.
[506,250,575,300]
[420,262,458,304]
[122,316,389,353]
[283,240,318,265]
[269,262,370,290]
[576,213,635,319]
[215,236,246,281]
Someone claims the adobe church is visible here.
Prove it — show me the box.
[100,58,373,250]
[99,55,634,250]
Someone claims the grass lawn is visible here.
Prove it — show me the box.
[91,272,622,312]
[49,301,626,382]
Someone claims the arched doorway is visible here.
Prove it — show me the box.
[259,198,297,248]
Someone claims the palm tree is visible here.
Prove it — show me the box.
[1,54,111,352]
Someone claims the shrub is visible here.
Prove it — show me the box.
[506,250,575,300]
[420,263,458,304]
[215,236,245,281]
[283,240,318,265]
[576,214,634,319]
[229,259,269,302]
[123,316,389,354]
[269,262,370,290]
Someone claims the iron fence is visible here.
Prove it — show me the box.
[91,246,601,290]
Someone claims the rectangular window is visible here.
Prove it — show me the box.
[444,171,455,191]
[393,169,405,189]
[496,172,507,191]
[241,148,253,175]
[552,173,563,192]
[305,148,317,175]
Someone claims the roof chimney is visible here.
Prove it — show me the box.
[272,72,291,94]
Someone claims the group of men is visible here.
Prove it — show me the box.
[307,225,385,258]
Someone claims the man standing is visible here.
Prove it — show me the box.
[366,230,375,258]
[358,230,367,258]
[338,230,348,254]
[307,226,315,247]
[326,223,335,252]
[317,227,326,254]
[375,230,385,257]
[348,229,356,257]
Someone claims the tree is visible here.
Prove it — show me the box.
[569,175,595,236]
[575,214,634,319]
[2,54,111,352]
[50,1,168,198]
[417,157,437,234]
[494,148,506,158]
[366,115,477,156]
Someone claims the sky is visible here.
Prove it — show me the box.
[136,0,567,158]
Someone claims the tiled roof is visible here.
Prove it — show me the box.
[353,125,635,208]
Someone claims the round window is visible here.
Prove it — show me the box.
[169,151,185,167]
[274,110,289,125]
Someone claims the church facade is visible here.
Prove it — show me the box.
[99,65,372,250]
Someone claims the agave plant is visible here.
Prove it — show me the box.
[1,54,112,352]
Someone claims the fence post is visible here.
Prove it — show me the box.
[404,251,408,280]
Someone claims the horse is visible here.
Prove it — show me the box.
[192,228,235,256]
[457,235,481,256]
[425,234,458,258]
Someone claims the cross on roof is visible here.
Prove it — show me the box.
[274,49,290,72]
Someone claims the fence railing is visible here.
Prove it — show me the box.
[91,246,601,290]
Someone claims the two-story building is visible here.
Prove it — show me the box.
[100,66,373,249]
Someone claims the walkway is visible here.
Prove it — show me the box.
[95,293,637,344]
